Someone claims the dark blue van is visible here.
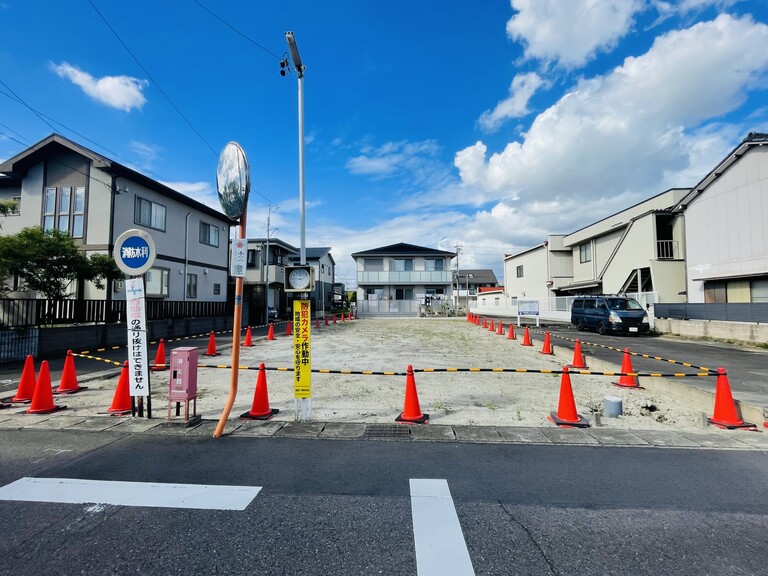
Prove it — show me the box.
[570,295,649,335]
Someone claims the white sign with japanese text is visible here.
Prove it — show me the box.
[230,238,247,277]
[125,278,149,397]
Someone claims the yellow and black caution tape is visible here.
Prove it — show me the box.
[524,328,717,374]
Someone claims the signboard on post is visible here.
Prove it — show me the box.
[293,300,311,399]
[517,299,540,327]
[112,229,156,402]
[125,278,149,397]
[230,238,247,278]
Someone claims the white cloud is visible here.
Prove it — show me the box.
[162,181,219,211]
[507,0,645,68]
[457,14,768,207]
[129,141,160,170]
[51,62,148,112]
[478,72,547,132]
[346,140,440,178]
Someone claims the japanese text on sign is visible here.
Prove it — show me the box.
[125,278,149,397]
[293,300,311,398]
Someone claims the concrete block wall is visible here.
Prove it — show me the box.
[655,318,768,345]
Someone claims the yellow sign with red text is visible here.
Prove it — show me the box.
[293,300,311,398]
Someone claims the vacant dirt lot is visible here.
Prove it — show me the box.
[52,317,712,431]
[188,317,706,431]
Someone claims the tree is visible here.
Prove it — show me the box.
[0,227,122,299]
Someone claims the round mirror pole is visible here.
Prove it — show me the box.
[213,142,250,439]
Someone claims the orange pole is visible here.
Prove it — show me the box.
[214,218,246,438]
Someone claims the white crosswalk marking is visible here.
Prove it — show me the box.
[0,477,261,510]
[410,479,475,576]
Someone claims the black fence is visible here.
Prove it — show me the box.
[0,298,230,328]
[655,302,768,323]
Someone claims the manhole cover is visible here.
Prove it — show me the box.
[363,424,411,439]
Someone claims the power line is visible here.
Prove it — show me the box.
[193,1,283,61]
[0,79,58,135]
[86,0,218,156]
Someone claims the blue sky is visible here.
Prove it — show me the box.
[2,1,767,287]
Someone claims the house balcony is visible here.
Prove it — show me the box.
[656,240,679,260]
[357,270,452,285]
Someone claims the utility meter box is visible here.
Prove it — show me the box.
[169,347,198,401]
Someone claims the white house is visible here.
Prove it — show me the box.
[674,132,768,304]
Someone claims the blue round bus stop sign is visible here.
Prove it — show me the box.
[113,229,156,276]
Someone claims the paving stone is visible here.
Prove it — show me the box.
[107,418,166,433]
[0,414,30,429]
[319,423,365,439]
[234,420,285,437]
[20,415,87,430]
[587,429,650,446]
[631,430,700,447]
[540,427,600,445]
[496,427,553,444]
[678,431,761,450]
[275,421,325,438]
[410,425,455,442]
[62,417,125,432]
[453,425,502,443]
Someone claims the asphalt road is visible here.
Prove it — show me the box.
[1,429,767,575]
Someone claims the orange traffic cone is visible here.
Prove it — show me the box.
[489,319,495,332]
[396,365,428,424]
[482,317,487,328]
[569,339,588,369]
[106,361,132,415]
[9,355,36,403]
[240,363,280,420]
[707,368,756,429]
[341,313,345,323]
[150,339,168,371]
[205,331,219,356]
[324,316,329,326]
[507,323,516,340]
[521,326,532,346]
[267,323,275,341]
[547,366,589,428]
[243,327,253,347]
[539,332,553,355]
[333,315,337,324]
[26,361,65,414]
[315,317,320,329]
[56,350,85,394]
[285,321,292,336]
[613,348,641,388]
[497,321,504,335]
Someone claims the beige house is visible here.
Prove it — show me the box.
[674,132,768,304]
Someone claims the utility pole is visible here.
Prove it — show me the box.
[264,204,277,324]
[455,243,463,311]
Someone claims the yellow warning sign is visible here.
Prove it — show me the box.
[293,300,311,398]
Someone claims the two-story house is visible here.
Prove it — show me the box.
[453,269,499,310]
[673,132,768,304]
[352,242,456,317]
[0,134,234,304]
[244,238,336,323]
[498,188,689,319]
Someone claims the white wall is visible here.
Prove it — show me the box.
[685,147,768,302]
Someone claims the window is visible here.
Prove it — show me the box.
[516,265,524,278]
[199,222,219,247]
[213,283,221,296]
[395,287,414,300]
[247,249,259,267]
[364,258,384,271]
[752,279,768,303]
[145,267,169,297]
[425,259,445,271]
[579,243,592,263]
[186,274,198,299]
[135,197,166,231]
[394,259,414,271]
[704,281,726,303]
[42,186,85,237]
[10,196,20,215]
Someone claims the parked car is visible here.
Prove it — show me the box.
[571,295,649,335]
[268,306,279,320]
